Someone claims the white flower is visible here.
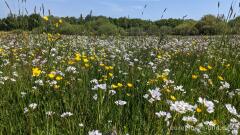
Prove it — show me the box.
[170,101,195,114]
[24,107,29,113]
[92,84,106,90]
[219,81,230,90]
[93,94,98,100]
[148,88,161,103]
[109,90,116,96]
[174,85,185,92]
[155,111,172,122]
[198,97,215,113]
[20,92,27,97]
[88,130,102,135]
[115,100,127,106]
[61,112,73,118]
[225,104,239,117]
[203,121,216,127]
[79,123,84,127]
[182,115,198,123]
[228,118,240,135]
[29,103,37,110]
[46,111,55,116]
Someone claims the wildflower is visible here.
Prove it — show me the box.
[29,103,37,110]
[199,66,207,71]
[170,101,195,114]
[207,65,213,70]
[61,112,73,118]
[32,67,41,77]
[111,84,118,89]
[75,53,81,61]
[219,81,230,90]
[218,76,224,81]
[93,94,98,100]
[43,16,48,21]
[109,73,113,77]
[196,107,202,113]
[192,74,198,79]
[59,19,63,24]
[127,83,133,88]
[83,58,89,63]
[56,76,63,81]
[117,83,123,87]
[88,130,102,135]
[48,72,56,79]
[225,104,239,117]
[170,95,176,101]
[115,100,127,106]
[198,97,215,113]
[203,121,216,127]
[148,88,161,103]
[228,118,240,135]
[182,115,198,123]
[46,111,55,116]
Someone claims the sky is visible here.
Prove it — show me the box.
[0,0,239,20]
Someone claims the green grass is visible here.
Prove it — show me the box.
[0,32,239,135]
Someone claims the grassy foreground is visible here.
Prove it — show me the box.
[0,32,239,135]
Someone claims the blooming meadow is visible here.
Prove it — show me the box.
[0,29,239,135]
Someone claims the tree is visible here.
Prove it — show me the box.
[196,15,228,35]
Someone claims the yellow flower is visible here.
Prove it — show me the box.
[85,63,90,68]
[83,58,89,63]
[43,16,48,21]
[196,107,202,113]
[199,66,208,71]
[68,59,75,65]
[170,95,176,101]
[207,65,213,70]
[100,63,105,67]
[59,19,63,24]
[105,66,110,70]
[111,84,118,89]
[225,64,230,68]
[109,66,113,70]
[208,79,213,86]
[54,85,60,89]
[75,53,81,61]
[127,83,133,88]
[109,73,113,77]
[56,76,63,81]
[117,83,123,87]
[192,74,198,79]
[32,67,41,77]
[218,76,224,81]
[213,120,218,125]
[48,72,55,79]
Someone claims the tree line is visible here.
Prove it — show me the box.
[0,13,240,36]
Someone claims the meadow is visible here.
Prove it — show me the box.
[0,30,239,135]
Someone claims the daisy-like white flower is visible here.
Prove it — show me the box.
[225,104,239,117]
[198,97,215,113]
[88,130,102,135]
[147,88,161,103]
[219,81,230,90]
[46,111,55,116]
[182,115,198,123]
[61,112,73,118]
[170,101,195,114]
[115,100,127,106]
[228,118,240,135]
[29,103,37,110]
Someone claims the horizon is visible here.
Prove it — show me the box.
[0,0,239,20]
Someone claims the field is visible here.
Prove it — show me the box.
[0,32,239,135]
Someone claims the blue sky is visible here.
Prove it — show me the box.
[0,0,239,20]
